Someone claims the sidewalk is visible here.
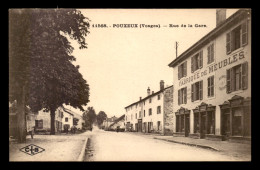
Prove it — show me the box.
[153,135,251,161]
[125,132,251,161]
[9,132,89,161]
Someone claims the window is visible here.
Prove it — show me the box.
[65,117,68,122]
[191,81,203,101]
[131,114,133,120]
[227,62,248,93]
[139,111,141,118]
[178,61,187,80]
[149,98,152,103]
[144,110,145,117]
[35,119,43,129]
[158,94,160,100]
[178,87,187,105]
[157,106,161,114]
[149,108,152,116]
[157,121,161,130]
[226,21,248,54]
[191,50,203,73]
[207,43,214,64]
[208,76,214,97]
[135,113,137,119]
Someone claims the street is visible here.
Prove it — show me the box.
[85,127,244,161]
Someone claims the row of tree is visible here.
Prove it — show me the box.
[82,107,108,129]
[9,9,91,142]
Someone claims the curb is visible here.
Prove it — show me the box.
[77,137,89,161]
[153,137,220,152]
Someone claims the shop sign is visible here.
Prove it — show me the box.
[179,50,245,87]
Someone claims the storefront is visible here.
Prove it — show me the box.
[190,102,218,140]
[220,95,251,143]
[174,107,190,137]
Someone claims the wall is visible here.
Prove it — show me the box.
[172,17,251,135]
[163,86,174,135]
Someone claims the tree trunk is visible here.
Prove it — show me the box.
[16,86,26,143]
[50,107,56,135]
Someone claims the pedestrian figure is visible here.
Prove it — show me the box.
[116,126,119,133]
[29,126,35,139]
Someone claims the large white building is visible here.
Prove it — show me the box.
[125,80,174,135]
[168,9,251,143]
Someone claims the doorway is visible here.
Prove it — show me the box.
[200,112,206,138]
[185,115,190,137]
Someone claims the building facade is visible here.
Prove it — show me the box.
[125,80,174,135]
[168,9,251,142]
[35,107,64,132]
[109,115,125,130]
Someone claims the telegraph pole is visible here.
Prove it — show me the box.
[175,41,179,59]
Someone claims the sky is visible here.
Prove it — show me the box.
[67,9,239,117]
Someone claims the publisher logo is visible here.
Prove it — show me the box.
[20,144,45,156]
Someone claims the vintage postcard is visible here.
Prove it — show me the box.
[9,8,251,162]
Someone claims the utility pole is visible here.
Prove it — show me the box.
[175,41,179,59]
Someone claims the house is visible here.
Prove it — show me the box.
[103,116,118,130]
[125,80,174,135]
[35,107,64,133]
[62,107,74,131]
[109,115,125,130]
[168,9,251,143]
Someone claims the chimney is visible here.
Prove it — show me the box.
[140,97,142,101]
[152,91,154,94]
[216,9,226,26]
[160,80,165,91]
[147,87,150,96]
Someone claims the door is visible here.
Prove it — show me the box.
[148,122,151,133]
[200,112,206,138]
[185,114,190,137]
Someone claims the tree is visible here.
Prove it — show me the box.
[9,9,90,142]
[96,111,107,127]
[82,107,96,128]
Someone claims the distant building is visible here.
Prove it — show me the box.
[168,9,251,143]
[109,115,125,130]
[62,107,74,131]
[103,116,118,130]
[125,80,174,135]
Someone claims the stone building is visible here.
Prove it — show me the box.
[125,80,174,135]
[168,9,251,143]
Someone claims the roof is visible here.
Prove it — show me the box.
[109,115,125,127]
[125,85,173,109]
[62,107,74,116]
[168,9,250,68]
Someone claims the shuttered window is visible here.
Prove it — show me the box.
[199,50,203,69]
[178,61,187,79]
[192,51,203,72]
[226,32,231,54]
[226,62,248,93]
[178,87,187,105]
[226,21,248,54]
[241,21,248,47]
[207,43,214,64]
[191,81,203,101]
[208,76,214,97]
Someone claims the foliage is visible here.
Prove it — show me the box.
[96,111,107,126]
[9,9,90,139]
[82,107,97,127]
